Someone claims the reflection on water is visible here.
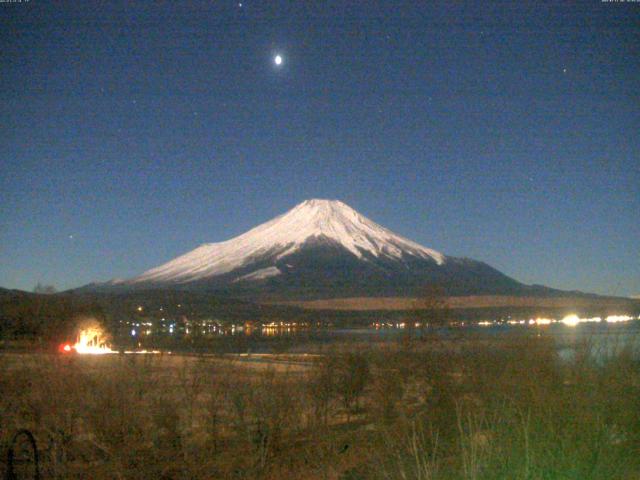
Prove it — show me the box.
[125,312,640,356]
[257,315,640,362]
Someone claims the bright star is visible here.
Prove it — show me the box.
[274,54,283,66]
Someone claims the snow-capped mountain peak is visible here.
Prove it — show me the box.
[129,199,444,285]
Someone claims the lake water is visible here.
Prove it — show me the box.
[253,317,640,360]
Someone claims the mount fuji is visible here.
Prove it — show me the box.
[97,199,543,299]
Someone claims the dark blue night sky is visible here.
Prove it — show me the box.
[1,1,638,295]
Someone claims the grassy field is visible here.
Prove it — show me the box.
[273,295,640,311]
[2,331,640,479]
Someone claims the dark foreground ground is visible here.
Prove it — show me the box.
[2,330,640,479]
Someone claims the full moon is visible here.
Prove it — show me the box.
[274,54,283,66]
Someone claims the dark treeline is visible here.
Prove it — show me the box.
[2,287,639,352]
[0,289,106,345]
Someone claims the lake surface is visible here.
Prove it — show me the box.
[220,316,640,359]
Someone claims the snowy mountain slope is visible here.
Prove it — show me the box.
[85,198,532,299]
[129,199,445,285]
[233,266,282,283]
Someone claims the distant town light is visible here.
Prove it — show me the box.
[606,315,633,323]
[561,314,580,327]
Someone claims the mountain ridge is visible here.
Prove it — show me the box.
[126,199,445,286]
[84,199,587,300]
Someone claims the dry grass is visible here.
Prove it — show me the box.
[271,295,639,311]
[1,332,640,479]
